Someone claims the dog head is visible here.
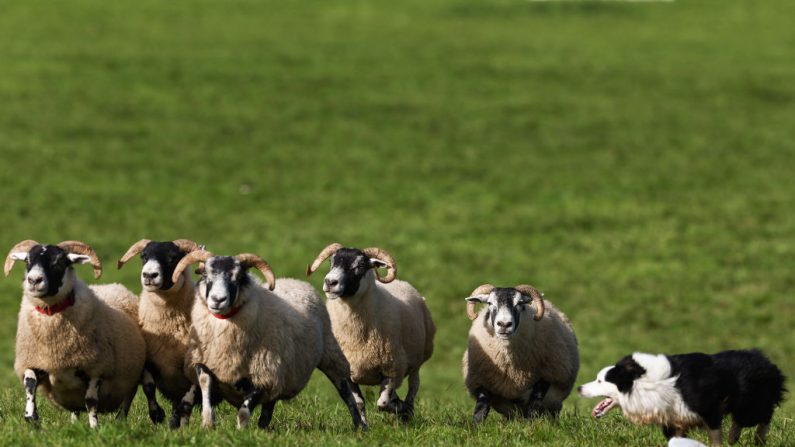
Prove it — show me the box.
[578,355,649,418]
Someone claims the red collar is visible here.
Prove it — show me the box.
[210,304,243,320]
[35,291,76,316]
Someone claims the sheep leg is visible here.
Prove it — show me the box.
[326,376,367,431]
[70,412,79,423]
[258,400,277,430]
[755,423,770,445]
[472,387,491,424]
[525,379,551,417]
[728,421,742,444]
[350,383,368,427]
[707,428,723,447]
[23,369,40,424]
[377,377,402,413]
[171,384,198,429]
[400,370,420,422]
[141,368,165,424]
[195,364,215,429]
[116,383,138,420]
[85,377,102,428]
[237,389,263,429]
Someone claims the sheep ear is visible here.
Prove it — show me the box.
[369,258,391,269]
[465,295,488,304]
[67,254,91,264]
[10,252,29,262]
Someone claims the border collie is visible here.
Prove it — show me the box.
[578,349,785,446]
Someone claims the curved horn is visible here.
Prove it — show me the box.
[306,243,343,276]
[4,240,40,277]
[171,250,213,283]
[117,239,151,270]
[362,247,397,283]
[236,253,276,291]
[514,284,545,321]
[57,240,102,279]
[467,283,495,320]
[172,239,202,254]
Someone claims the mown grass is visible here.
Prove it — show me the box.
[0,0,793,445]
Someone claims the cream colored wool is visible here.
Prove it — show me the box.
[186,277,350,406]
[14,275,146,413]
[462,300,578,414]
[326,274,435,388]
[138,270,195,402]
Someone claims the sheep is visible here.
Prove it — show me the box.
[4,239,146,428]
[170,250,366,430]
[117,238,203,428]
[462,283,579,423]
[306,243,435,423]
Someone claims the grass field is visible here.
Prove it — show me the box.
[1,0,794,445]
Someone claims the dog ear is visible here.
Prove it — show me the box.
[606,356,646,393]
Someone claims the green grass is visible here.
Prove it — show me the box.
[1,0,793,445]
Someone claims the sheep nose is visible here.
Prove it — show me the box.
[28,276,43,286]
[577,386,583,393]
[496,320,511,329]
[142,272,159,280]
[325,278,339,288]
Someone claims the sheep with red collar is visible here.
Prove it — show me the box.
[117,238,204,428]
[462,284,579,423]
[170,250,366,430]
[4,240,145,428]
[306,243,436,423]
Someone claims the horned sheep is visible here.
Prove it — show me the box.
[171,250,366,430]
[306,243,435,423]
[117,238,203,428]
[462,284,579,423]
[4,240,146,428]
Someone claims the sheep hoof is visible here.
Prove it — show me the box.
[24,412,40,425]
[398,403,413,423]
[149,407,166,424]
[237,408,251,429]
[168,415,181,430]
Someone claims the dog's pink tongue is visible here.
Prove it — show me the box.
[592,398,614,418]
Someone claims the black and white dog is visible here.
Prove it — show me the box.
[578,349,785,446]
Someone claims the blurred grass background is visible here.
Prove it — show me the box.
[0,0,793,445]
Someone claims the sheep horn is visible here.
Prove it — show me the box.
[236,253,276,291]
[362,247,397,283]
[171,250,213,284]
[514,284,545,321]
[306,243,343,276]
[4,240,40,277]
[117,239,152,270]
[467,284,495,320]
[57,240,103,279]
[172,239,202,254]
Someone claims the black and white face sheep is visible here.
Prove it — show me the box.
[117,238,203,428]
[171,250,365,431]
[463,284,579,424]
[307,243,436,424]
[4,240,146,428]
